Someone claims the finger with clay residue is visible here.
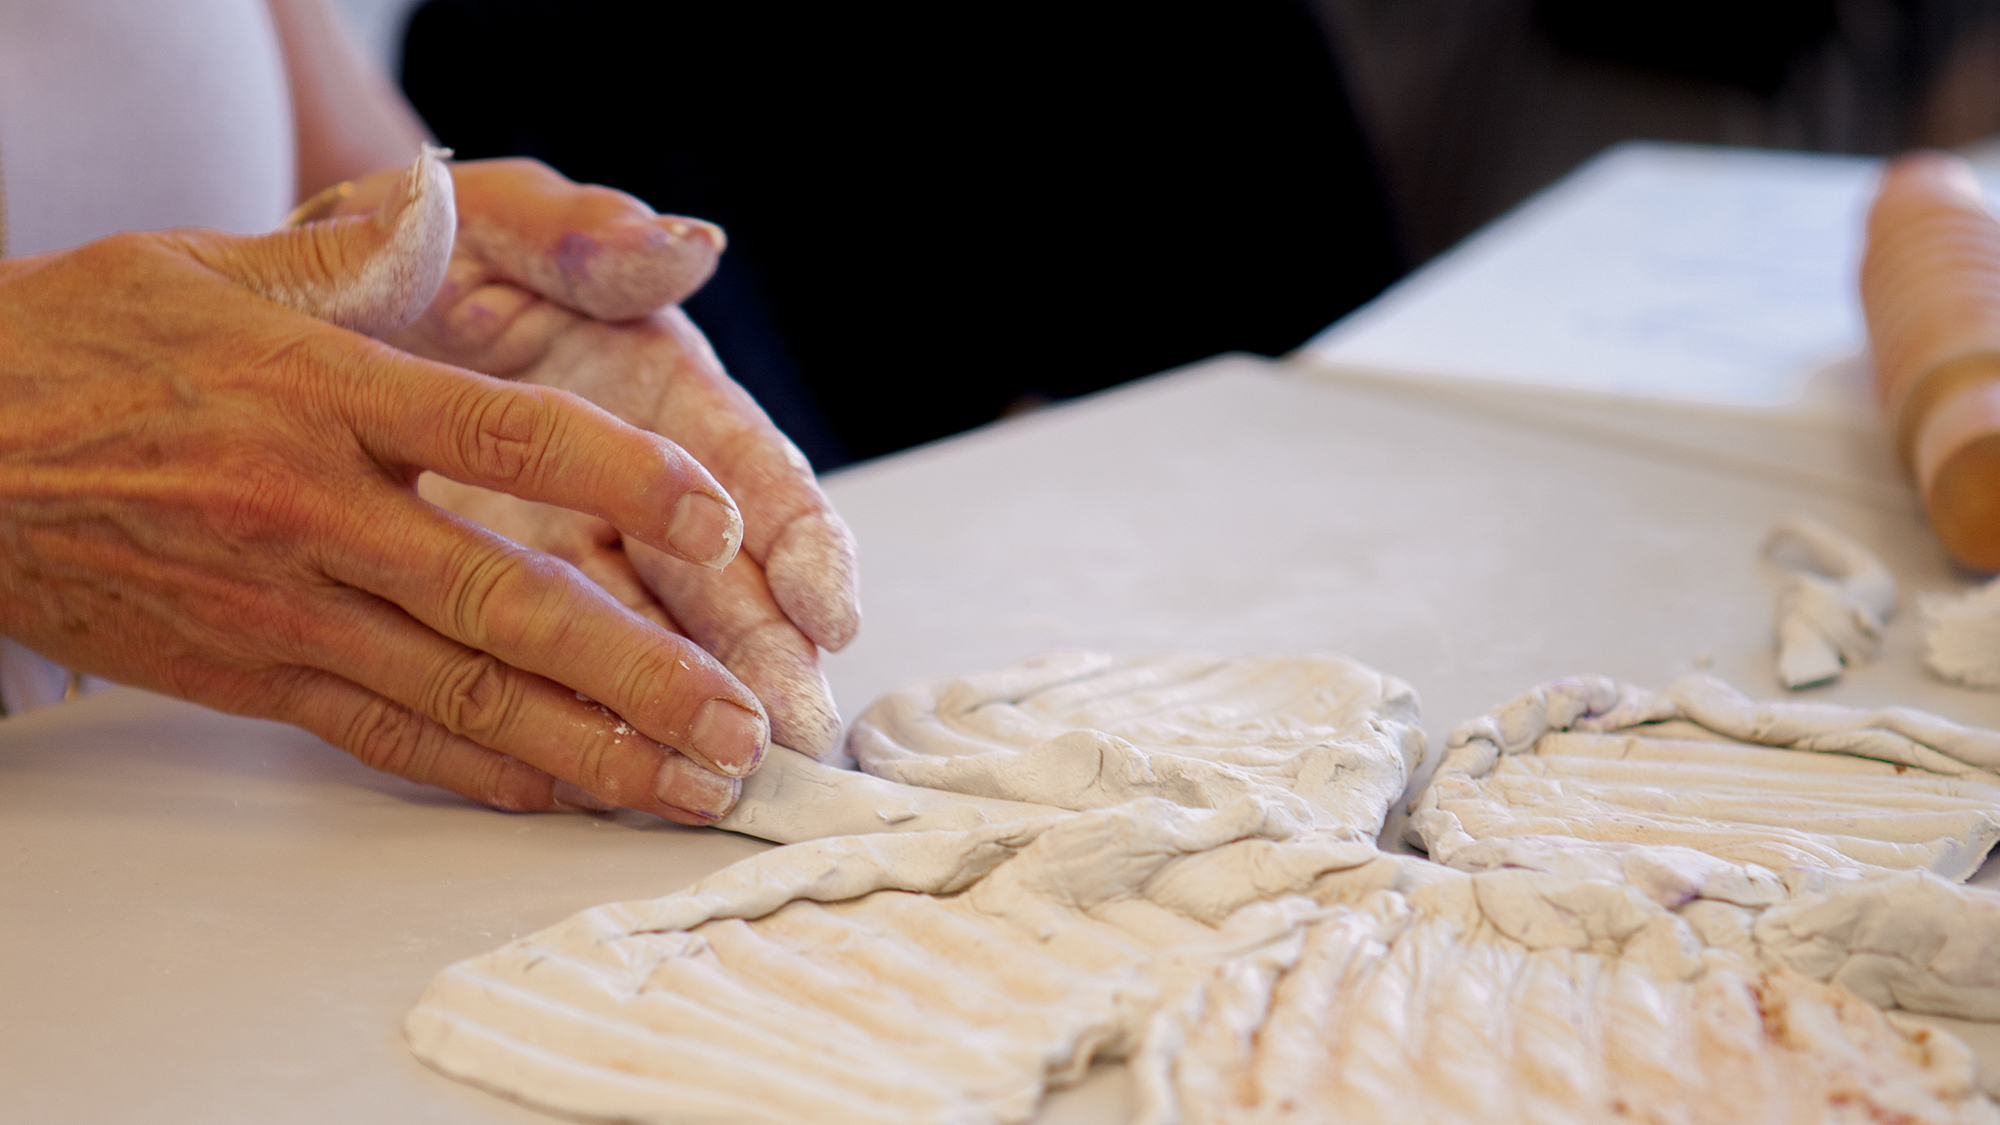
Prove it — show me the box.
[252,146,456,338]
[450,158,725,319]
[602,312,861,651]
[346,155,863,655]
[627,538,843,760]
[415,452,836,759]
[438,311,864,652]
[766,509,862,652]
[1764,515,1897,689]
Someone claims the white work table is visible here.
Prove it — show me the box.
[13,143,2000,1122]
[8,353,2000,1122]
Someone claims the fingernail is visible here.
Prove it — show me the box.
[655,216,726,253]
[373,145,446,232]
[652,751,742,818]
[552,779,614,812]
[667,492,743,569]
[688,698,767,776]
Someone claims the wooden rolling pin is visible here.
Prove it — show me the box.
[1861,152,2000,570]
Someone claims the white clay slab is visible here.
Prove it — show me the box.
[408,801,1381,1125]
[1412,673,2000,901]
[1411,672,2000,1044]
[410,808,1996,1125]
[412,655,2000,1123]
[1138,892,1995,1125]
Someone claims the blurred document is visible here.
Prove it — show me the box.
[1305,142,1883,412]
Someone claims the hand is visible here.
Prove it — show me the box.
[0,163,764,822]
[413,309,850,759]
[337,158,861,760]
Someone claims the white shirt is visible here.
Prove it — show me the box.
[0,0,296,712]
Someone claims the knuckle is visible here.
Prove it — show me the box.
[158,655,231,705]
[608,640,696,734]
[423,651,518,740]
[568,737,618,797]
[573,182,640,215]
[237,325,336,397]
[182,590,317,668]
[196,441,324,545]
[483,156,554,181]
[472,758,542,812]
[343,696,433,779]
[79,230,155,269]
[443,543,519,641]
[459,387,550,487]
[98,231,191,276]
[256,597,337,663]
[445,541,585,654]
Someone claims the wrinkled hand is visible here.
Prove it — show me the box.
[332,158,860,760]
[0,164,765,822]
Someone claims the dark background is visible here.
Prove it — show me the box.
[393,1,2000,467]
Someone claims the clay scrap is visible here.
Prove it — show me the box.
[1923,578,2000,690]
[1763,515,1897,689]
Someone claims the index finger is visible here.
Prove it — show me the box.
[328,342,745,572]
[322,485,770,781]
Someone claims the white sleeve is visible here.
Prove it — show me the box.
[0,638,112,716]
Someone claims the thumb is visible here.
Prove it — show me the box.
[448,158,726,320]
[179,146,456,339]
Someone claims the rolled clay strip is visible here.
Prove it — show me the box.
[1860,152,2000,569]
[846,651,1426,845]
[718,652,1427,847]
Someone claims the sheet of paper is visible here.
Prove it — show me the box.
[1304,142,1887,413]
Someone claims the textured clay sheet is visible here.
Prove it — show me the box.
[409,656,2000,1124]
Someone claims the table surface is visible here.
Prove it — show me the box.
[9,352,2000,1122]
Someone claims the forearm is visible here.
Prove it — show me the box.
[267,0,432,200]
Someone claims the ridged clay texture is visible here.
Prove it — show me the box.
[409,654,2000,1124]
[1412,673,2000,1026]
